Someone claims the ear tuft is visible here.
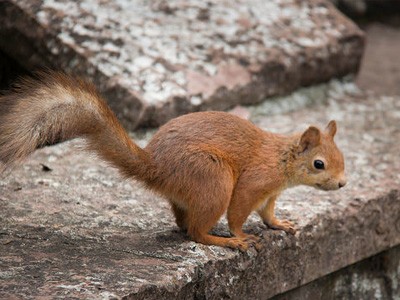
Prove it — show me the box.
[325,120,337,138]
[298,126,321,153]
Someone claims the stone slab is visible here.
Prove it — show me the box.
[356,23,400,96]
[1,82,399,299]
[0,0,364,129]
[271,245,400,299]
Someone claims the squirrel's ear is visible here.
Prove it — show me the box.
[298,126,321,153]
[325,120,337,138]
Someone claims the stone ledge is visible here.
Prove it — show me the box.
[0,0,364,129]
[1,84,399,299]
[271,245,400,299]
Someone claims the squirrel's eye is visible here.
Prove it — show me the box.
[314,160,325,170]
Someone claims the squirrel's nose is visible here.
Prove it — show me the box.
[338,180,347,188]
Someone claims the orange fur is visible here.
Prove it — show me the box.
[0,72,346,251]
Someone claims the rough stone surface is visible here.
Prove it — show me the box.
[1,82,400,299]
[272,245,400,299]
[0,0,364,129]
[356,23,400,96]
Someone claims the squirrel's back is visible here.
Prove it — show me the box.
[148,112,264,158]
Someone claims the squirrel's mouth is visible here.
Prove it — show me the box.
[315,183,329,191]
[316,183,339,191]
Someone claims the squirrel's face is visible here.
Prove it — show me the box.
[294,120,346,191]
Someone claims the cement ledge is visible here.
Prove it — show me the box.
[0,86,399,299]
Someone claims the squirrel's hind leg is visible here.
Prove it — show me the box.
[170,202,188,231]
[183,170,256,252]
[186,202,255,252]
[226,172,268,248]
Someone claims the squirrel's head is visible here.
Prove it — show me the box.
[291,120,346,191]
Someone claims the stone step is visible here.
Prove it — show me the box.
[0,81,399,299]
[0,0,364,129]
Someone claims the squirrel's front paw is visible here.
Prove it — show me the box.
[265,218,296,235]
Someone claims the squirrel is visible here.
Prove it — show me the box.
[0,71,346,251]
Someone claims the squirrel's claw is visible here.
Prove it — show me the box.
[266,218,296,235]
[226,234,262,252]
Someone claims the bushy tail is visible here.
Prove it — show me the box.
[0,71,153,181]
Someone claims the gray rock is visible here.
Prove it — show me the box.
[272,246,400,299]
[1,81,399,299]
[0,0,364,129]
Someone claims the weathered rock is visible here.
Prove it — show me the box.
[272,245,400,299]
[0,82,399,299]
[0,0,364,129]
[356,24,400,96]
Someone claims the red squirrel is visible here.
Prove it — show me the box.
[0,72,346,251]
